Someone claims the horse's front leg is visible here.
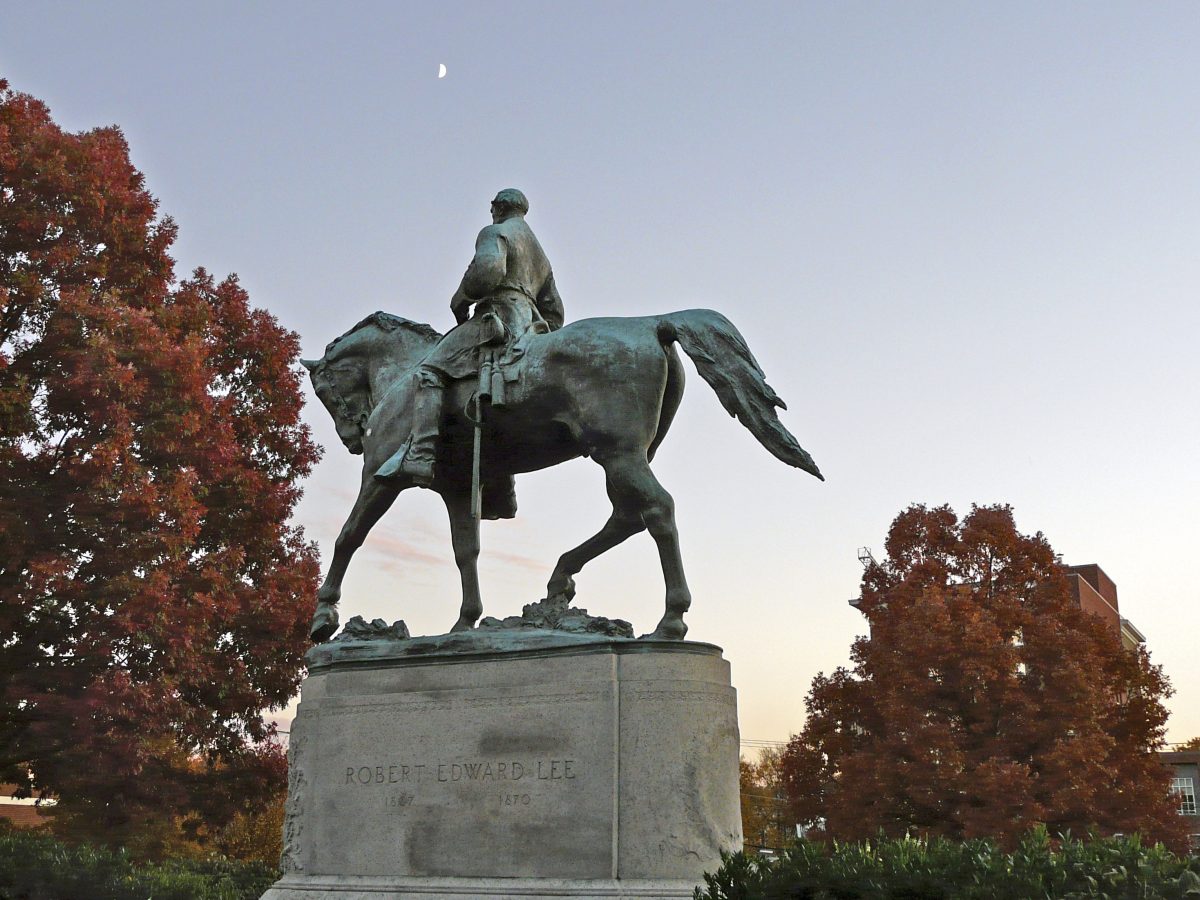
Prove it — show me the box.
[443,490,482,632]
[311,472,402,642]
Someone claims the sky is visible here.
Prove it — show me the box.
[3,2,1198,747]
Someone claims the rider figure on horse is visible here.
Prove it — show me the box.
[393,189,565,515]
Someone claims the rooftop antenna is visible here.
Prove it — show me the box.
[849,547,879,610]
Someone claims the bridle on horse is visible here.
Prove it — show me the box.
[313,364,369,439]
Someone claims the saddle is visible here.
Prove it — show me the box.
[433,308,547,408]
[477,326,544,407]
[428,310,507,380]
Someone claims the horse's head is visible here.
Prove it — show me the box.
[303,353,372,455]
[302,311,441,455]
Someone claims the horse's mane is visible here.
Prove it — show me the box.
[321,311,442,359]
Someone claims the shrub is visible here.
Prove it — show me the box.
[0,824,276,900]
[696,827,1200,899]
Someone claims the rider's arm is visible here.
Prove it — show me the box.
[450,285,472,325]
[537,272,565,331]
[459,227,508,301]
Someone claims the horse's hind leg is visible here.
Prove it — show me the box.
[546,507,645,602]
[311,473,402,642]
[598,451,692,640]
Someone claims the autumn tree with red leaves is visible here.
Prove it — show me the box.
[741,748,792,852]
[781,504,1188,853]
[0,79,319,853]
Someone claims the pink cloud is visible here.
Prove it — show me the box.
[485,549,545,572]
[363,532,443,566]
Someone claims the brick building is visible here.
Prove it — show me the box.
[0,784,50,829]
[1063,563,1146,651]
[1159,750,1200,852]
[850,558,1146,651]
[1062,566,1200,852]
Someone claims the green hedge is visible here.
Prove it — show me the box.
[697,827,1200,900]
[0,825,276,900]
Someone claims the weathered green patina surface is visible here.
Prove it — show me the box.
[303,190,822,644]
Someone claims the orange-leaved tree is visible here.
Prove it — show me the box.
[0,78,319,853]
[741,747,792,852]
[781,504,1187,852]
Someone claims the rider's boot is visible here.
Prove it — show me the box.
[481,475,518,520]
[397,369,444,487]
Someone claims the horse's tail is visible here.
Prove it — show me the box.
[657,310,823,480]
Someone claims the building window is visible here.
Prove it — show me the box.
[1171,777,1197,815]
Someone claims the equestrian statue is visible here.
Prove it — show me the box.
[302,189,823,643]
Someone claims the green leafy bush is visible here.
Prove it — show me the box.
[696,827,1200,899]
[0,824,276,899]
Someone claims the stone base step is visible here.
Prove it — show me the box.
[262,874,699,899]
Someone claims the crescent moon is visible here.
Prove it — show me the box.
[438,64,447,79]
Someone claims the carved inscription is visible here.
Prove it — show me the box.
[316,693,599,817]
[338,757,581,812]
[343,758,577,785]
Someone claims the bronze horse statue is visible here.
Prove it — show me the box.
[302,309,822,643]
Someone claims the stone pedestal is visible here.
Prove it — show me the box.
[262,632,741,899]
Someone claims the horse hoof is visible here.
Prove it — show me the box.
[642,617,688,641]
[449,617,477,634]
[311,605,339,643]
[545,574,576,602]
